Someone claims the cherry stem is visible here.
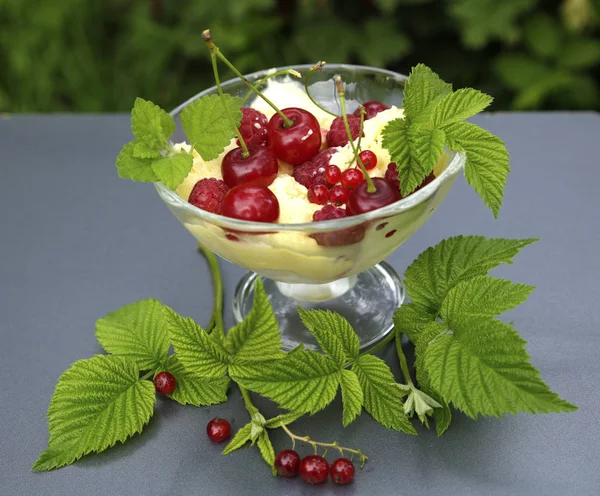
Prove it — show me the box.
[281,424,368,468]
[241,68,301,104]
[335,76,376,193]
[395,330,415,388]
[210,52,249,157]
[203,29,294,128]
[198,243,225,339]
[304,61,338,117]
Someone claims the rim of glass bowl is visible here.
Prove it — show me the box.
[154,64,467,233]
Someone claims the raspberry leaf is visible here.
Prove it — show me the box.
[264,412,302,428]
[115,141,158,182]
[257,431,277,475]
[131,97,175,155]
[393,302,436,343]
[151,151,194,190]
[401,64,452,121]
[222,422,253,455]
[340,369,363,426]
[95,298,170,371]
[431,88,493,128]
[32,355,155,471]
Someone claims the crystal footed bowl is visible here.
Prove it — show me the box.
[155,65,466,350]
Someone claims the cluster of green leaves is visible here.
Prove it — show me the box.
[381,65,510,217]
[394,235,577,433]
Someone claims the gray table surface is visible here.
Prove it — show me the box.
[1,112,599,496]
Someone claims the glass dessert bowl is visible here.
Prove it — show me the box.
[155,64,466,351]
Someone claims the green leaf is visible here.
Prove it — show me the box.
[32,355,155,471]
[115,141,158,183]
[180,94,242,161]
[557,37,600,70]
[163,355,229,406]
[351,355,417,434]
[441,276,535,322]
[168,311,230,377]
[409,125,445,180]
[222,422,253,455]
[257,431,277,475]
[151,152,193,190]
[393,303,436,343]
[131,97,175,154]
[95,298,170,371]
[340,369,363,426]
[226,280,283,363]
[265,412,302,428]
[230,350,342,415]
[444,121,510,217]
[422,317,577,418]
[431,88,493,128]
[132,141,162,159]
[357,19,411,67]
[402,64,453,121]
[404,235,538,313]
[524,14,561,59]
[297,309,359,366]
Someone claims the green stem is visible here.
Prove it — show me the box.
[349,105,365,166]
[359,330,396,356]
[210,52,248,157]
[239,385,259,417]
[203,29,294,128]
[395,331,414,388]
[241,68,301,104]
[303,61,338,117]
[198,243,224,339]
[140,370,154,381]
[335,77,376,193]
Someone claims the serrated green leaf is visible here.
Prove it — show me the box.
[431,88,493,128]
[230,350,341,415]
[151,152,193,190]
[404,235,538,313]
[180,94,242,161]
[413,322,449,384]
[445,121,510,217]
[168,310,230,377]
[441,276,535,323]
[340,369,363,426]
[257,431,276,474]
[423,317,577,418]
[402,64,453,121]
[163,355,229,406]
[33,355,155,471]
[95,298,170,371]
[133,141,162,159]
[222,422,253,455]
[434,400,452,436]
[393,303,436,343]
[408,125,445,187]
[352,355,417,435]
[297,309,359,366]
[226,280,283,363]
[265,412,302,428]
[115,141,158,182]
[131,97,175,153]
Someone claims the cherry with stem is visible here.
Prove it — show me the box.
[241,68,302,104]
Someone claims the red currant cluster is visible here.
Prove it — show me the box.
[275,450,355,485]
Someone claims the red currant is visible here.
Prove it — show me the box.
[308,184,329,205]
[222,184,279,222]
[237,108,269,147]
[359,150,377,170]
[325,165,342,185]
[353,101,389,120]
[267,108,321,165]
[206,418,231,443]
[299,455,329,485]
[330,458,355,485]
[274,449,301,477]
[346,177,401,215]
[188,178,229,214]
[153,371,176,395]
[221,145,278,188]
[329,184,349,206]
[341,168,365,190]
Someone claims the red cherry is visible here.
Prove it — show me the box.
[237,108,269,147]
[308,184,329,205]
[188,178,229,214]
[274,449,301,477]
[359,150,377,170]
[325,165,342,185]
[221,145,278,188]
[329,184,349,206]
[330,458,355,485]
[341,168,365,190]
[222,184,279,222]
[353,101,389,120]
[299,455,329,485]
[267,108,321,165]
[206,418,231,443]
[346,177,401,215]
[153,371,176,395]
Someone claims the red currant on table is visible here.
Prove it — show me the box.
[346,177,401,215]
[188,178,229,214]
[341,168,365,190]
[329,184,349,206]
[353,101,389,120]
[292,148,337,188]
[274,449,301,477]
[326,115,362,147]
[299,455,329,485]
[222,184,279,222]
[206,418,231,443]
[308,184,329,205]
[359,150,377,170]
[330,457,355,485]
[221,145,278,188]
[267,107,321,165]
[237,108,269,147]
[153,371,176,395]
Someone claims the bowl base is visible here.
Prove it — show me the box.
[232,262,405,351]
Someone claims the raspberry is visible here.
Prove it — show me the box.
[326,116,363,147]
[237,108,268,147]
[313,204,348,222]
[384,163,436,196]
[292,148,337,188]
[188,178,230,214]
[353,101,389,120]
[311,205,365,247]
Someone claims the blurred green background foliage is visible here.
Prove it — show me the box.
[1,0,599,113]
